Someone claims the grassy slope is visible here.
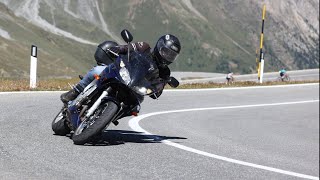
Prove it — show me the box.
[0,1,318,79]
[0,3,95,79]
[101,0,256,74]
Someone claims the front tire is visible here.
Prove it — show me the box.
[72,101,118,145]
[52,107,71,136]
[284,75,290,82]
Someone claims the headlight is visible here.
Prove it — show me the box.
[134,86,153,95]
[119,67,131,85]
[138,87,147,94]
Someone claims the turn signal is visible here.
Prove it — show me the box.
[94,74,100,80]
[131,112,138,116]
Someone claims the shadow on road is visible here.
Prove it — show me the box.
[85,130,187,146]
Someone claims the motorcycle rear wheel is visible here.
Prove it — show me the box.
[72,101,118,145]
[52,107,71,136]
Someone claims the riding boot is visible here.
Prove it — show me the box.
[60,84,84,104]
[60,89,80,103]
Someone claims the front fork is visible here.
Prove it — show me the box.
[69,87,111,129]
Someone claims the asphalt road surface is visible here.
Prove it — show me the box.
[0,83,319,180]
[178,69,319,84]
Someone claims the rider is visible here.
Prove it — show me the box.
[226,71,234,84]
[60,34,181,102]
[61,40,119,103]
[279,68,286,78]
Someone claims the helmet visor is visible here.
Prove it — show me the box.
[157,39,179,63]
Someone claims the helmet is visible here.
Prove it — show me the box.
[153,34,181,65]
[94,41,118,65]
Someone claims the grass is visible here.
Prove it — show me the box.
[0,78,78,92]
[0,78,318,92]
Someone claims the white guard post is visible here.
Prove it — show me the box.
[259,52,264,83]
[30,45,37,88]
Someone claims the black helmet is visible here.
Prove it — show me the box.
[94,41,118,65]
[154,34,181,65]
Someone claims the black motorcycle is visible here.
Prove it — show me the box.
[52,30,179,145]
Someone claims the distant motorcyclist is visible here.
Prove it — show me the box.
[225,71,234,85]
[279,68,287,78]
[60,34,181,102]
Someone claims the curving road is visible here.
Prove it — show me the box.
[0,83,319,179]
[178,69,319,84]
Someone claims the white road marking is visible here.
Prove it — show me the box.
[129,100,320,180]
[0,91,63,95]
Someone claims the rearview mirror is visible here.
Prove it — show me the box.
[168,77,179,88]
[121,29,133,43]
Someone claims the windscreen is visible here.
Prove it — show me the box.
[115,52,159,93]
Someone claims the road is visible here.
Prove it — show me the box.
[0,83,319,179]
[177,69,319,84]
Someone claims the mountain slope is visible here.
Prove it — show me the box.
[0,0,319,78]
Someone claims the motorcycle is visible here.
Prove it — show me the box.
[52,29,179,145]
[277,73,290,82]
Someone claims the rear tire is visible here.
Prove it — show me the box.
[72,101,118,145]
[277,77,283,82]
[52,108,71,136]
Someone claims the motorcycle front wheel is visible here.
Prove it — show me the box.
[52,107,71,136]
[72,101,118,145]
[284,75,290,82]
